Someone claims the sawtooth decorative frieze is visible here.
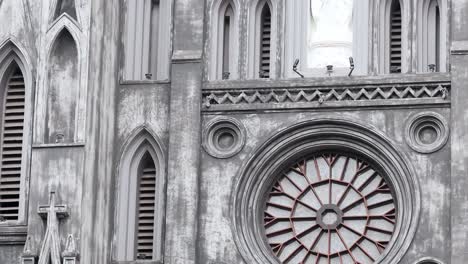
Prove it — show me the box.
[202,78,451,111]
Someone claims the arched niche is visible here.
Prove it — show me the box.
[376,0,409,74]
[417,0,447,72]
[208,0,240,80]
[45,28,79,143]
[113,128,166,262]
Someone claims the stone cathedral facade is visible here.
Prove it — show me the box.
[0,0,467,263]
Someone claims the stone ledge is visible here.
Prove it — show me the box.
[202,78,451,112]
[0,225,27,245]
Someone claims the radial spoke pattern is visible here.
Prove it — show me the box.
[263,153,397,264]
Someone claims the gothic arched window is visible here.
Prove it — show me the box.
[209,0,239,80]
[378,0,407,74]
[389,0,402,73]
[259,4,272,78]
[248,0,275,79]
[0,63,26,222]
[114,130,166,262]
[222,4,234,80]
[0,42,32,225]
[418,0,446,72]
[122,0,171,81]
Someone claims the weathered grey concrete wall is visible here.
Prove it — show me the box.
[0,0,463,264]
[450,0,468,261]
[199,106,451,263]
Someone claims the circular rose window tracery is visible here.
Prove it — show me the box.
[263,152,397,264]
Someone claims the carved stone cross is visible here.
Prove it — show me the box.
[37,191,69,264]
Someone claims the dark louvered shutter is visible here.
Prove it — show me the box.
[222,4,234,80]
[136,157,156,260]
[390,0,402,73]
[259,4,271,78]
[0,66,25,221]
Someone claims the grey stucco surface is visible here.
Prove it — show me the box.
[0,0,464,264]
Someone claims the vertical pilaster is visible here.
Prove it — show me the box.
[164,0,205,263]
[450,0,468,263]
[79,0,119,263]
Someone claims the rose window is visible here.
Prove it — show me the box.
[263,153,397,263]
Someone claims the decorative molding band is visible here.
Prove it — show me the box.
[202,81,451,111]
[172,50,203,63]
[451,41,468,55]
[0,225,27,245]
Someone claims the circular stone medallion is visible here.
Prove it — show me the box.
[202,117,246,159]
[405,112,449,154]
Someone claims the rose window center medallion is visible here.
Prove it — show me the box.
[263,153,397,264]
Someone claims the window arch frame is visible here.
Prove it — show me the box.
[113,127,166,263]
[376,0,410,74]
[120,0,172,82]
[208,0,240,80]
[35,15,89,144]
[231,118,420,264]
[416,0,447,73]
[247,0,277,79]
[0,39,34,227]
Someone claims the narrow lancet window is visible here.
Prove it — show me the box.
[222,4,234,80]
[135,152,157,260]
[390,0,402,73]
[0,64,25,221]
[427,0,441,72]
[259,3,271,78]
[124,0,160,80]
[115,133,165,262]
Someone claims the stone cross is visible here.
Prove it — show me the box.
[37,191,69,264]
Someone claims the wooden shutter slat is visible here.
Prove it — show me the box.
[389,0,402,73]
[135,156,156,260]
[258,4,271,78]
[0,66,25,221]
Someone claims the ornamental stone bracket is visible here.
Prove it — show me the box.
[20,191,79,264]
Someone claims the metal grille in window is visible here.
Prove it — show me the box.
[259,3,271,78]
[263,152,396,264]
[390,0,402,73]
[0,66,25,221]
[136,153,156,260]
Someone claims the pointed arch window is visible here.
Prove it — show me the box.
[248,0,275,79]
[222,3,234,80]
[209,0,239,80]
[135,152,157,260]
[114,131,165,263]
[258,4,272,78]
[389,0,402,73]
[0,64,25,221]
[418,0,446,72]
[0,42,32,226]
[122,0,171,81]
